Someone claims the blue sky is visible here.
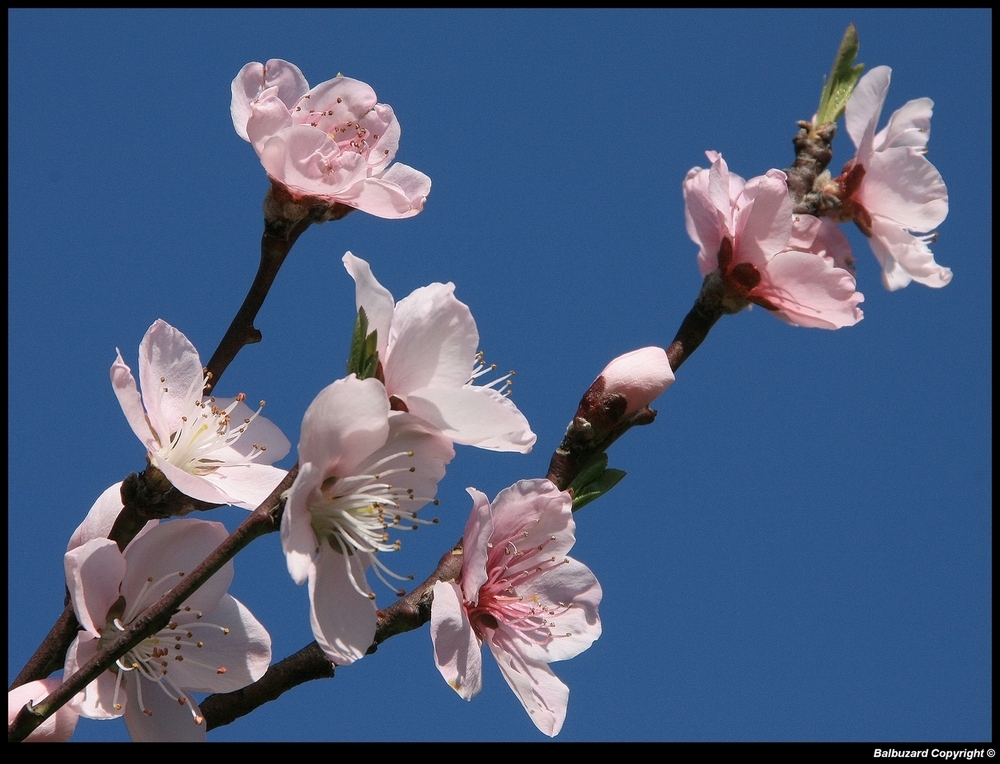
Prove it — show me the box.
[8,9,991,742]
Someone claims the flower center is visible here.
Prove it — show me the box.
[469,523,574,647]
[309,449,440,597]
[98,572,232,726]
[154,373,270,477]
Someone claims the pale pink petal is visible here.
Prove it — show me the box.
[877,97,934,150]
[343,251,396,360]
[65,637,119,719]
[406,385,536,452]
[297,76,379,126]
[296,376,390,473]
[257,125,369,197]
[335,175,429,218]
[460,488,494,602]
[198,463,288,511]
[868,219,953,291]
[757,250,864,329]
[385,283,478,394]
[486,632,570,738]
[245,88,297,152]
[735,170,793,267]
[122,677,206,742]
[67,481,162,552]
[860,148,948,231]
[64,538,126,639]
[156,594,271,692]
[789,215,856,273]
[683,165,723,274]
[137,320,206,446]
[357,103,401,171]
[8,679,79,742]
[120,519,232,617]
[308,545,378,665]
[351,412,454,504]
[231,59,309,141]
[486,480,576,570]
[512,560,603,663]
[281,461,323,585]
[846,66,891,159]
[155,459,244,506]
[379,162,431,203]
[111,351,157,449]
[431,581,483,700]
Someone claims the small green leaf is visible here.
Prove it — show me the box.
[347,307,380,380]
[816,23,865,127]
[570,454,627,512]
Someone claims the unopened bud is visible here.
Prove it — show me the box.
[576,347,674,427]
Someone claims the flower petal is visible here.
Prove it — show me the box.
[407,384,536,453]
[136,320,207,449]
[8,679,79,742]
[231,59,309,141]
[308,545,378,665]
[122,676,206,742]
[845,65,891,160]
[297,376,390,474]
[64,538,126,639]
[343,251,396,361]
[460,488,494,603]
[430,580,483,700]
[281,461,324,585]
[486,631,570,737]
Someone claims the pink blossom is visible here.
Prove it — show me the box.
[111,319,290,509]
[587,347,674,418]
[835,66,951,290]
[8,679,79,742]
[684,152,863,329]
[431,479,602,737]
[231,59,430,219]
[63,519,271,742]
[344,252,536,452]
[281,375,454,665]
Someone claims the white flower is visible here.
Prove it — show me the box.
[112,319,290,509]
[63,519,271,742]
[344,252,536,452]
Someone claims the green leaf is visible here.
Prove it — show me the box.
[816,23,865,127]
[346,307,380,380]
[570,454,627,512]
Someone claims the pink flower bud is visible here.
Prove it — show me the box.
[594,347,674,416]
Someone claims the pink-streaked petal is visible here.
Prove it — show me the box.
[308,545,378,665]
[281,461,323,585]
[736,170,793,266]
[868,219,953,291]
[156,594,271,693]
[860,148,948,231]
[357,103,401,171]
[121,519,232,617]
[461,488,494,602]
[430,581,483,700]
[136,320,206,447]
[756,250,864,329]
[231,60,309,141]
[336,175,430,219]
[846,66,892,159]
[486,480,576,576]
[111,350,157,450]
[406,385,536,453]
[65,637,120,719]
[64,538,126,639]
[343,251,396,361]
[386,283,478,394]
[122,676,206,742]
[486,631,570,737]
[297,376,390,473]
[8,679,79,742]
